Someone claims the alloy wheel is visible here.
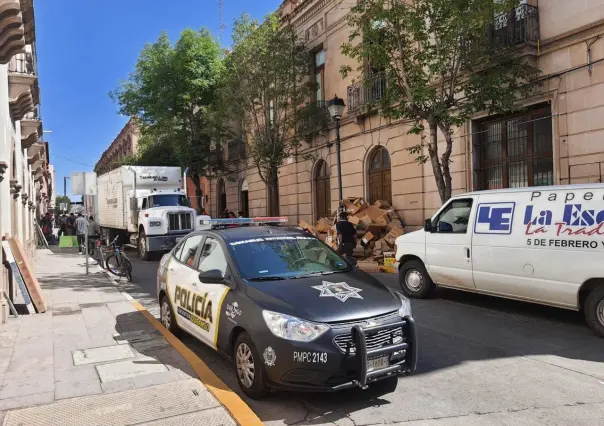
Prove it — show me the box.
[597,299,604,327]
[161,300,171,329]
[236,343,255,389]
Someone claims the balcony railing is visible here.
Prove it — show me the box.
[297,100,331,136]
[347,72,387,112]
[227,140,247,160]
[8,53,35,76]
[490,4,539,49]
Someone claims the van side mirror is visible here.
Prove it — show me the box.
[198,269,226,284]
[424,219,433,232]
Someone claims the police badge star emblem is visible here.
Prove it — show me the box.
[311,281,363,302]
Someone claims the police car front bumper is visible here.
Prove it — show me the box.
[146,233,189,252]
[257,315,418,392]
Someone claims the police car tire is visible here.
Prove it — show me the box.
[160,295,181,336]
[399,260,435,299]
[234,332,270,399]
[584,286,604,337]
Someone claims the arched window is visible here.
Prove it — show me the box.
[217,178,226,215]
[314,160,331,219]
[368,146,392,205]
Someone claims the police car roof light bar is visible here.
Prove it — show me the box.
[199,217,288,227]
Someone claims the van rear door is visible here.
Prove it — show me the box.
[425,197,476,290]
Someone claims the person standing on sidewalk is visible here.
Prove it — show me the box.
[74,213,87,254]
[336,211,357,257]
[87,215,101,253]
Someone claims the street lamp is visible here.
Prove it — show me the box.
[327,95,346,210]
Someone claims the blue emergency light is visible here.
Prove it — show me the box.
[199,217,288,227]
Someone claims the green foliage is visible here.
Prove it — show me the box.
[54,195,72,215]
[342,0,540,202]
[111,28,227,184]
[215,14,315,214]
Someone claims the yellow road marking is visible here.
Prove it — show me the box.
[132,301,263,426]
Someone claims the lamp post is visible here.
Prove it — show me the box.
[327,95,346,210]
[63,176,70,198]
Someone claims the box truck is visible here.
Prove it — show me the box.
[96,166,196,260]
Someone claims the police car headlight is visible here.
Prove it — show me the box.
[396,291,412,318]
[150,220,162,227]
[262,310,330,342]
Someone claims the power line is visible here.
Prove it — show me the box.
[49,152,94,168]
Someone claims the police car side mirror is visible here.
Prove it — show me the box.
[424,219,433,233]
[198,269,226,284]
[345,256,358,267]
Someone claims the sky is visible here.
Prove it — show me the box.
[36,0,281,201]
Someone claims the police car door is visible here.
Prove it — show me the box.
[193,236,230,349]
[426,197,476,289]
[168,234,205,337]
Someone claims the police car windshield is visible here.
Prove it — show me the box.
[150,194,189,207]
[228,236,351,280]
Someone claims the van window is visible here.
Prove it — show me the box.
[434,199,473,233]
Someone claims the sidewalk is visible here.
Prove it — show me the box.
[0,249,260,425]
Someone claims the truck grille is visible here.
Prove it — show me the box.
[168,213,192,231]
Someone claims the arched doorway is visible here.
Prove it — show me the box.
[314,160,331,220]
[217,178,226,216]
[368,146,392,205]
[240,179,249,217]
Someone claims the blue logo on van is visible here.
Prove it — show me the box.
[474,202,515,234]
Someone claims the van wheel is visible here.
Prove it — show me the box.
[234,332,271,399]
[399,260,435,299]
[584,286,604,337]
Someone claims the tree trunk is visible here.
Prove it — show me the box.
[427,122,449,204]
[191,173,203,214]
[268,169,280,217]
[439,124,454,202]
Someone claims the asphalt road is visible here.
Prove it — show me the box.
[120,251,604,425]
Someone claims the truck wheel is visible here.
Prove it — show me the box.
[584,286,604,337]
[138,229,149,261]
[160,294,180,336]
[234,332,270,399]
[399,260,435,299]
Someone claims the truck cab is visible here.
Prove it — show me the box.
[136,191,196,260]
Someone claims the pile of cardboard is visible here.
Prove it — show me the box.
[299,197,405,263]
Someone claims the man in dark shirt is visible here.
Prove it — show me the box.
[335,212,356,257]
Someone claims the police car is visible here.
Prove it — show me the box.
[157,217,417,398]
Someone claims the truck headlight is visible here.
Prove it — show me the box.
[149,220,162,227]
[262,310,330,342]
[395,291,412,318]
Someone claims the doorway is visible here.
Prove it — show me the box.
[368,146,392,205]
[314,160,331,220]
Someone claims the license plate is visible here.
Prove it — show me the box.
[367,355,389,372]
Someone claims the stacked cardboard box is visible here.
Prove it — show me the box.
[300,197,405,263]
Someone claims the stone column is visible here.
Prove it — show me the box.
[14,122,24,244]
[0,64,10,324]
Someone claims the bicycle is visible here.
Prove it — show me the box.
[104,236,133,282]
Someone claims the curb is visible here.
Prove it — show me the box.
[94,260,263,426]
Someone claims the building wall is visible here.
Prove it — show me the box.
[94,119,139,175]
[207,1,604,231]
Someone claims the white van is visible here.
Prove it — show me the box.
[394,184,604,336]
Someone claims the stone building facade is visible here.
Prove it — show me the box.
[0,0,52,322]
[94,118,139,175]
[207,0,604,229]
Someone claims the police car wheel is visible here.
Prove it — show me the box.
[584,286,604,337]
[399,260,435,299]
[160,295,180,335]
[234,332,270,399]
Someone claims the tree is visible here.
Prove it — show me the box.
[342,0,540,203]
[54,195,72,215]
[216,14,314,215]
[111,29,226,211]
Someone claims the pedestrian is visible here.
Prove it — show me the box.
[237,211,244,218]
[57,214,66,238]
[336,211,357,257]
[67,213,76,236]
[74,213,87,254]
[87,215,101,254]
